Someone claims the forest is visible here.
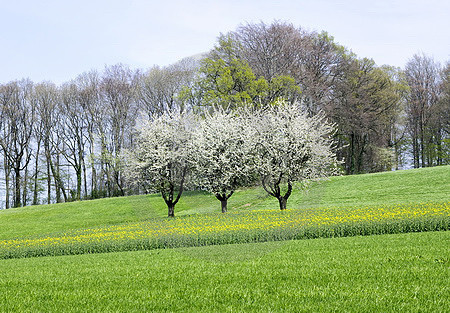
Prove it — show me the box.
[0,21,448,209]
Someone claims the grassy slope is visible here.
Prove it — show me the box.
[0,231,448,312]
[0,165,448,240]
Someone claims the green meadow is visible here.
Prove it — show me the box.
[0,165,449,312]
[0,232,448,312]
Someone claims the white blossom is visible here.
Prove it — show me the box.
[123,111,195,217]
[124,101,339,214]
[250,100,339,209]
[192,108,254,212]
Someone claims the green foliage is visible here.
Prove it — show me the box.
[180,35,300,110]
[189,56,267,109]
[267,75,301,103]
[0,231,448,312]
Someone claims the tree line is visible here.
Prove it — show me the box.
[0,21,448,209]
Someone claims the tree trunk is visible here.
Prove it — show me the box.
[436,132,442,165]
[168,203,175,217]
[347,132,355,175]
[33,139,41,205]
[114,171,125,196]
[54,172,61,203]
[89,133,97,199]
[278,197,287,210]
[59,155,67,202]
[414,137,419,168]
[78,134,87,200]
[394,139,399,171]
[420,118,425,168]
[22,163,28,207]
[100,161,106,197]
[4,155,10,209]
[52,156,61,203]
[105,164,112,197]
[215,191,234,213]
[46,155,51,204]
[14,167,21,208]
[356,135,366,173]
[100,136,108,197]
[221,199,228,213]
[76,168,82,201]
[82,157,87,199]
[91,163,97,198]
[49,154,67,203]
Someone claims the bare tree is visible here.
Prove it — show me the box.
[0,83,14,209]
[438,62,450,164]
[34,82,67,203]
[233,21,304,81]
[231,22,347,113]
[297,32,349,115]
[405,54,441,167]
[59,82,88,201]
[0,80,35,207]
[29,85,44,205]
[137,57,197,119]
[76,70,103,198]
[100,64,139,196]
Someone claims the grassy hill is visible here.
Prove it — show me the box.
[0,165,449,240]
[1,231,448,312]
[0,166,448,312]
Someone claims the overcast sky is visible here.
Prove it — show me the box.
[1,0,449,84]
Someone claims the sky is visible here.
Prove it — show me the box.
[0,0,449,84]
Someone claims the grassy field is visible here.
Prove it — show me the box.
[0,231,448,312]
[1,202,447,259]
[0,166,448,312]
[0,165,449,240]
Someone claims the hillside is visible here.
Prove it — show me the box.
[0,166,448,312]
[0,165,448,240]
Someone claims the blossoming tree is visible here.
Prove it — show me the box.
[125,101,338,215]
[251,101,339,210]
[193,108,254,213]
[124,111,195,217]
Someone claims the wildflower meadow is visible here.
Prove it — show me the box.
[2,202,448,259]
